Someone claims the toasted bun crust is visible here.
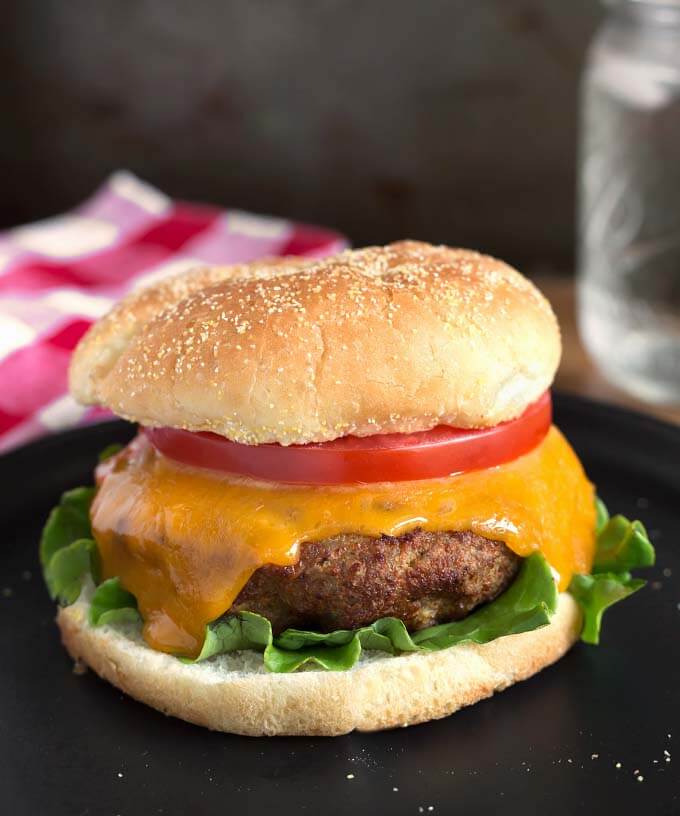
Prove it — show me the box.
[57,592,580,737]
[69,241,560,445]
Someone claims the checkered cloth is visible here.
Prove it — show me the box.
[0,172,346,453]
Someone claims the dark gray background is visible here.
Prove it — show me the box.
[1,0,601,271]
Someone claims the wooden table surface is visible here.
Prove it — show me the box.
[535,277,680,427]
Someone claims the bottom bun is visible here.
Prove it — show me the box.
[57,592,581,737]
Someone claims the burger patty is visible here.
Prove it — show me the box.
[230,529,520,634]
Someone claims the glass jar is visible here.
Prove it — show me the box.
[578,0,680,404]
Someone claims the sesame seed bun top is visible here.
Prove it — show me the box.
[69,241,561,445]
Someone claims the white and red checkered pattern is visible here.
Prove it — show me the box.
[0,172,347,453]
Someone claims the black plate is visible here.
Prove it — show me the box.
[2,394,679,816]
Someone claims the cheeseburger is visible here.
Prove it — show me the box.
[40,241,654,736]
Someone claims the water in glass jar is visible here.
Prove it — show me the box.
[578,12,680,404]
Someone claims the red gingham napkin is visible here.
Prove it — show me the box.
[0,172,347,453]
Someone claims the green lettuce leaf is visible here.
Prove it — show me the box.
[89,577,140,627]
[40,486,98,604]
[187,611,367,672]
[193,610,273,660]
[595,496,610,535]
[98,443,123,463]
[45,537,98,604]
[412,552,558,650]
[40,487,95,569]
[569,573,645,645]
[592,516,654,574]
[183,553,556,672]
[268,637,364,673]
[568,502,654,644]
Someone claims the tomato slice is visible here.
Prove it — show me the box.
[143,392,552,485]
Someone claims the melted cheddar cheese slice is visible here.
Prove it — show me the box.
[91,426,595,657]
